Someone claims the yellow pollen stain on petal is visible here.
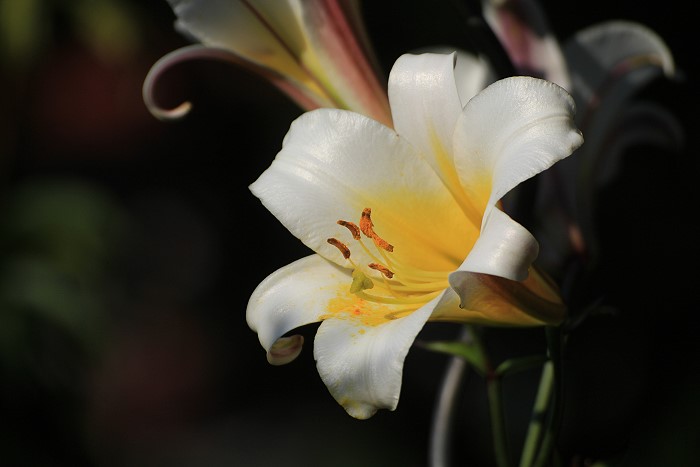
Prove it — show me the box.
[321,285,414,328]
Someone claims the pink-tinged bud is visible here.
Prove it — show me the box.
[145,0,392,126]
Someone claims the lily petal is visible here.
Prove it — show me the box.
[293,0,392,125]
[564,20,675,128]
[452,50,498,106]
[314,294,437,419]
[167,0,313,86]
[447,267,565,326]
[246,254,350,353]
[457,206,538,281]
[388,53,463,170]
[142,44,324,121]
[267,335,305,365]
[163,0,391,123]
[249,108,474,273]
[453,76,583,212]
[409,47,496,105]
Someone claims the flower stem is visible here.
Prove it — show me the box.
[518,360,554,467]
[472,329,512,467]
[531,326,564,467]
[487,374,511,467]
[428,325,473,467]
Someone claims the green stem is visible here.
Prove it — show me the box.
[472,329,511,467]
[518,360,554,467]
[487,374,511,467]
[532,326,564,467]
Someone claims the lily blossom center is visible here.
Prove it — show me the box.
[326,207,451,322]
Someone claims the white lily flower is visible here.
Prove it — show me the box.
[144,0,392,125]
[247,52,583,419]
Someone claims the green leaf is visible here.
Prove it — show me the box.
[417,340,488,375]
[495,355,548,378]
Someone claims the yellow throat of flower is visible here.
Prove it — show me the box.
[325,208,451,326]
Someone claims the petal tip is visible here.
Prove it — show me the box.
[341,400,382,420]
[267,335,305,365]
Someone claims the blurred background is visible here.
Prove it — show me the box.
[0,1,698,466]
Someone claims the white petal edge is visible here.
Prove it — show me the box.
[408,47,497,107]
[267,335,304,365]
[451,206,538,281]
[246,254,351,354]
[453,76,583,209]
[388,53,463,165]
[313,293,439,419]
[167,0,308,82]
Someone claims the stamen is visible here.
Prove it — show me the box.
[354,290,443,305]
[331,207,450,311]
[381,253,451,282]
[337,220,361,240]
[359,208,394,252]
[368,263,394,279]
[327,238,351,259]
[389,281,450,292]
[356,237,388,267]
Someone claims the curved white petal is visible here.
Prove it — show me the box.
[388,53,463,165]
[453,76,583,211]
[246,254,351,353]
[408,47,497,107]
[314,294,439,419]
[453,51,498,106]
[446,269,563,326]
[455,207,538,281]
[142,44,329,120]
[165,0,391,122]
[167,0,313,88]
[267,335,305,365]
[563,21,675,163]
[564,20,675,118]
[249,108,474,273]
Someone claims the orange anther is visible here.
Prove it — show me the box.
[327,238,351,259]
[359,208,374,237]
[368,263,394,279]
[337,220,361,240]
[359,208,394,252]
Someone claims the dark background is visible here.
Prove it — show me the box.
[1,1,698,466]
